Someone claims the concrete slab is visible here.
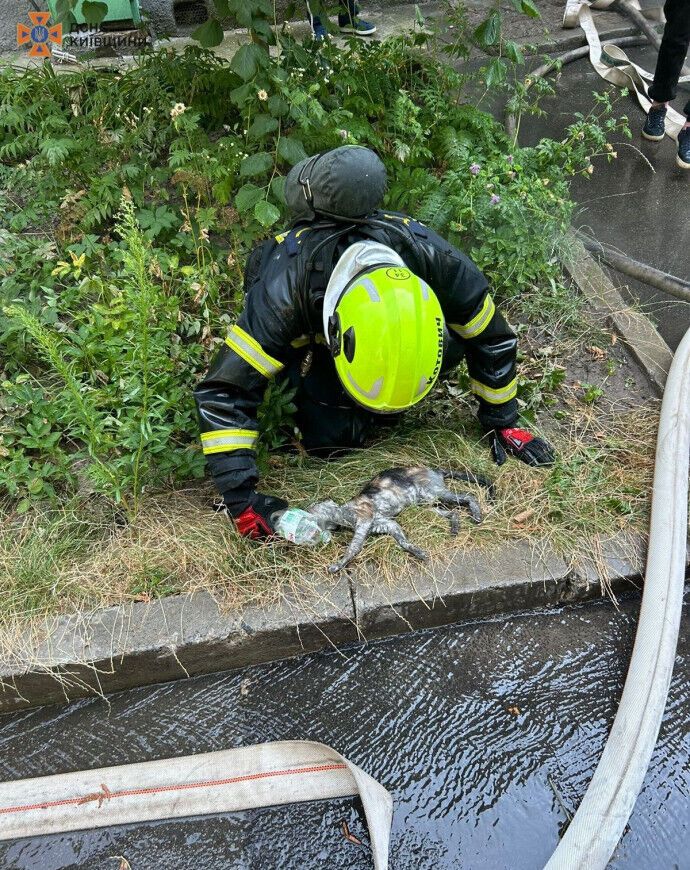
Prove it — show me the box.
[352,542,571,639]
[562,232,674,394]
[519,42,690,352]
[0,576,355,713]
[0,527,660,713]
[350,536,651,640]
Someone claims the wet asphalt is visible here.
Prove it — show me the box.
[0,592,688,869]
[520,44,690,351]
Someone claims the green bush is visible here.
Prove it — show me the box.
[0,21,627,513]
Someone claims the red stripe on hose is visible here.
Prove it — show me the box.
[0,763,348,816]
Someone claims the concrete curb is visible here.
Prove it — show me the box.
[562,231,674,395]
[0,531,655,713]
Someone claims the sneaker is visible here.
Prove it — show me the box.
[642,105,667,141]
[312,21,328,40]
[338,17,377,36]
[677,127,690,169]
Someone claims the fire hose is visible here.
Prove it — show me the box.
[0,740,393,868]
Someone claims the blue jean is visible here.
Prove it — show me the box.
[309,1,357,28]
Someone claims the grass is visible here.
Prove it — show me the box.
[0,401,657,643]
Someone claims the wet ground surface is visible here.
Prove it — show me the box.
[0,591,688,869]
[520,45,690,351]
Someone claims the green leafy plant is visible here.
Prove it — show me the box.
[581,382,605,404]
[3,201,207,515]
[256,379,299,472]
[0,11,627,515]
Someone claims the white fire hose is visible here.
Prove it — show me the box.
[0,740,393,868]
[545,325,690,868]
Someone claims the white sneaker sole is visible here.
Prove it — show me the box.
[641,129,665,142]
[676,153,690,169]
[339,25,377,35]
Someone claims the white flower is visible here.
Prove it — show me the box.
[170,102,187,119]
[257,89,268,101]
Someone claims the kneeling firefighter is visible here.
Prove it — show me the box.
[194,146,555,539]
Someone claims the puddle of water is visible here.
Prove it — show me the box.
[0,593,688,869]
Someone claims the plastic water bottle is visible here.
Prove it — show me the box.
[274,509,332,546]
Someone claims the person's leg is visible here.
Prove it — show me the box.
[647,0,690,108]
[338,0,357,25]
[338,0,377,35]
[440,328,466,375]
[643,0,690,160]
[306,1,327,37]
[285,346,373,453]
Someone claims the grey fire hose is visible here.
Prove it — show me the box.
[545,324,690,869]
[574,230,690,303]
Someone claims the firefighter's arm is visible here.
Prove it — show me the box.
[415,227,518,429]
[193,278,298,537]
[417,227,554,466]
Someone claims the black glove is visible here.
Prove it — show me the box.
[223,490,289,540]
[490,426,555,467]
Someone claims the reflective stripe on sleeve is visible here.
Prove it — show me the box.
[449,295,496,340]
[225,325,284,378]
[200,428,259,455]
[470,377,517,405]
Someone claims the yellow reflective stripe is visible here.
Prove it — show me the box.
[382,213,422,227]
[276,228,309,244]
[290,333,326,348]
[225,325,284,378]
[450,295,496,340]
[200,428,258,455]
[470,377,517,405]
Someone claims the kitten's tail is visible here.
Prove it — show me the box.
[440,469,495,500]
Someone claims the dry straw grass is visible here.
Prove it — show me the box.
[0,396,658,666]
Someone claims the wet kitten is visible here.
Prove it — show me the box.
[309,467,493,573]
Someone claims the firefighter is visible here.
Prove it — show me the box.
[194,147,555,540]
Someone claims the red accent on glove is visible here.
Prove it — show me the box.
[234,506,274,540]
[498,427,535,452]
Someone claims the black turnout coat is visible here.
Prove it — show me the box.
[194,212,518,508]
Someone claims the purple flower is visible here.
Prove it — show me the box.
[470,163,481,175]
[490,194,501,205]
[506,154,514,164]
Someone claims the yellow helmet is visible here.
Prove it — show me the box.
[327,265,445,413]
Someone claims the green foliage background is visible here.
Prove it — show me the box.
[0,10,625,514]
